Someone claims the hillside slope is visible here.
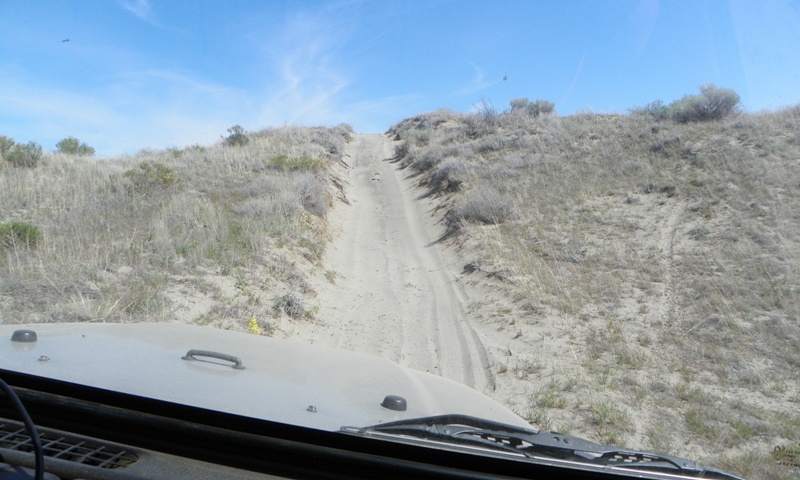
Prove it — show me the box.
[3,109,799,479]
[380,106,800,479]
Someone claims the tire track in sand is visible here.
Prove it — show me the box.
[301,134,493,391]
[655,200,682,328]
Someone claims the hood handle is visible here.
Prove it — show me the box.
[182,349,246,370]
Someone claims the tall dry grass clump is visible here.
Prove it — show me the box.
[388,98,800,480]
[0,124,352,331]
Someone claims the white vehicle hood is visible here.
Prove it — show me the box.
[1,323,531,432]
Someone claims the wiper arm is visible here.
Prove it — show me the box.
[342,414,741,480]
[346,414,599,457]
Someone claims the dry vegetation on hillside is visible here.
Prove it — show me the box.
[387,103,800,479]
[2,92,799,478]
[1,124,352,332]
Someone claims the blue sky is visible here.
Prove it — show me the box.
[1,0,798,156]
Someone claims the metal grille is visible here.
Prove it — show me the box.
[0,422,138,469]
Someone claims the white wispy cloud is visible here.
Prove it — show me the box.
[449,63,503,98]
[0,66,253,155]
[560,54,586,108]
[247,4,434,133]
[103,69,254,148]
[0,2,422,155]
[121,0,167,29]
[633,0,660,57]
[245,6,358,128]
[122,0,150,21]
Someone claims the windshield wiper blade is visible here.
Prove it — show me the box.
[341,414,741,480]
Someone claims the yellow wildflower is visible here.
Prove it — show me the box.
[248,317,262,335]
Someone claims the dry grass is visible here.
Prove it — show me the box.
[3,101,799,477]
[388,105,800,479]
[0,124,352,331]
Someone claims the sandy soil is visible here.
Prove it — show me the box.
[282,134,498,392]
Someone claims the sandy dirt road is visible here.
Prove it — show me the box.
[295,134,494,391]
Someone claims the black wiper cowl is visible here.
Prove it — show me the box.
[343,414,742,480]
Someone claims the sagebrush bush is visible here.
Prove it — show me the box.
[463,113,496,139]
[273,292,309,319]
[509,97,555,117]
[224,125,249,147]
[635,84,741,123]
[630,100,670,120]
[389,109,459,140]
[490,153,531,179]
[296,172,329,217]
[669,84,740,123]
[431,157,468,192]
[314,124,353,160]
[123,161,178,192]
[56,136,95,156]
[394,139,412,160]
[6,141,43,168]
[412,147,447,173]
[0,135,15,158]
[0,222,43,249]
[453,186,513,225]
[476,97,498,123]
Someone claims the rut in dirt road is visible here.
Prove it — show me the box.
[302,133,494,391]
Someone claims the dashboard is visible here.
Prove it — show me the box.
[0,373,663,480]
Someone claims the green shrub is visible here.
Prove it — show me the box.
[509,98,529,112]
[668,84,740,123]
[509,97,555,117]
[634,85,741,123]
[224,125,249,147]
[6,141,43,168]
[0,135,15,158]
[123,161,178,192]
[0,222,43,249]
[56,136,95,156]
[630,100,669,120]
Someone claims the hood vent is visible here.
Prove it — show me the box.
[0,421,138,469]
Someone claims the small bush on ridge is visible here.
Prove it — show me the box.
[669,84,740,123]
[509,98,556,117]
[56,136,95,156]
[630,100,669,120]
[635,84,740,123]
[224,125,249,147]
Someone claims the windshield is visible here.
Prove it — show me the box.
[1,2,798,479]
